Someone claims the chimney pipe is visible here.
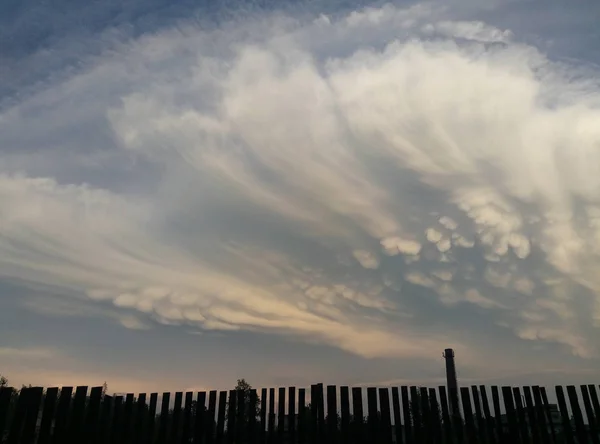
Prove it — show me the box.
[443,348,459,416]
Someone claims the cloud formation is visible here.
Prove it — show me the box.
[1,2,600,366]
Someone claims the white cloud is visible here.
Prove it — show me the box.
[352,249,380,269]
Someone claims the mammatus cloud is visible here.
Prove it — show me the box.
[1,3,600,364]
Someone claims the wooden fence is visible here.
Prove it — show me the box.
[1,383,599,443]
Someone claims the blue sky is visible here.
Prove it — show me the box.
[1,0,600,394]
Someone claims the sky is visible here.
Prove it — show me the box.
[1,0,600,395]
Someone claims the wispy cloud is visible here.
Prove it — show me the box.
[1,1,600,373]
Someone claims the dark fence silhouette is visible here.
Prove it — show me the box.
[1,383,599,443]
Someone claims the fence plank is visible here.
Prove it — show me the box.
[539,387,557,444]
[288,387,296,444]
[237,389,246,442]
[53,386,73,444]
[147,393,158,444]
[327,385,338,444]
[193,391,207,444]
[260,388,267,444]
[420,387,432,444]
[501,386,520,444]
[182,392,193,444]
[249,389,258,444]
[581,385,599,444]
[268,388,276,444]
[0,387,13,441]
[449,386,463,444]
[278,387,286,444]
[512,387,529,444]
[7,388,29,444]
[460,387,476,444]
[428,388,442,444]
[120,393,134,444]
[111,396,125,444]
[566,385,588,444]
[438,386,453,444]
[340,386,350,444]
[531,386,551,444]
[589,385,600,435]
[227,390,237,444]
[352,387,365,444]
[410,387,421,444]
[216,391,227,444]
[37,387,59,444]
[22,387,43,444]
[132,393,147,444]
[470,386,487,444]
[82,387,103,444]
[588,384,600,428]
[490,387,503,444]
[479,385,496,444]
[169,392,182,444]
[391,387,403,444]
[156,392,171,444]
[316,384,325,444]
[522,387,542,444]
[378,388,391,444]
[298,388,306,444]
[67,386,88,443]
[367,387,379,443]
[207,390,218,444]
[555,386,575,444]
[400,387,413,444]
[98,395,113,444]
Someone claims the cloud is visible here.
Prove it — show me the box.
[1,2,600,365]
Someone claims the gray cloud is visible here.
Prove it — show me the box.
[1,1,600,380]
